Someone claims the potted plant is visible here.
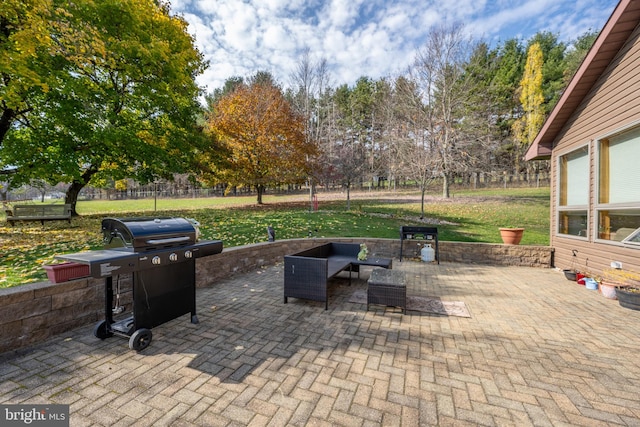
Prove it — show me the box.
[601,268,640,305]
[499,227,525,245]
[616,286,640,310]
[562,249,580,281]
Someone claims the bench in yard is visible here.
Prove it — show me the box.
[284,242,392,310]
[5,204,72,226]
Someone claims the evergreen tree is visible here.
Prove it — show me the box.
[563,31,599,84]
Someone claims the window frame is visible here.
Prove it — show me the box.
[556,144,590,240]
[595,125,640,246]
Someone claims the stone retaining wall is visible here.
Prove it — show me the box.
[0,239,553,354]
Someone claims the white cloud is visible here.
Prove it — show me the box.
[378,9,411,35]
[192,0,219,16]
[170,0,193,12]
[172,0,619,95]
[471,0,559,39]
[324,0,362,30]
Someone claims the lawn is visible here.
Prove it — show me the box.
[0,187,550,288]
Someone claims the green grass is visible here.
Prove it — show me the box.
[0,187,550,288]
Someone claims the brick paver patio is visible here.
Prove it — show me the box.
[2,261,640,426]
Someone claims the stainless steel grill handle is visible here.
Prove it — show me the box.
[146,236,191,245]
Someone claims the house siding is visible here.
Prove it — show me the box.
[551,22,640,276]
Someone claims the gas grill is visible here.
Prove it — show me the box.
[56,217,223,351]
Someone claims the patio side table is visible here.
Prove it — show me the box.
[367,268,406,314]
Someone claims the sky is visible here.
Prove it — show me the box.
[171,0,620,95]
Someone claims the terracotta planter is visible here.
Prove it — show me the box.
[499,228,524,245]
[43,262,90,283]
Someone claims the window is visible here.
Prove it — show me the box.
[597,127,640,242]
[622,227,640,246]
[558,146,589,237]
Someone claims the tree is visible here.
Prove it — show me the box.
[1,0,206,214]
[397,81,438,216]
[411,22,476,198]
[289,48,331,210]
[527,32,566,113]
[206,76,244,110]
[460,42,504,185]
[486,38,526,174]
[332,141,367,211]
[323,78,379,207]
[491,39,525,109]
[0,0,55,146]
[349,77,379,188]
[512,42,544,173]
[206,76,315,204]
[563,30,599,85]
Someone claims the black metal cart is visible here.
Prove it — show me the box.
[399,226,439,263]
[57,217,223,351]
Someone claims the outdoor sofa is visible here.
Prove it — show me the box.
[283,242,391,310]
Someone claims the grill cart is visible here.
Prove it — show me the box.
[57,217,222,351]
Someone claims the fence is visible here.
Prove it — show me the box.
[2,173,550,202]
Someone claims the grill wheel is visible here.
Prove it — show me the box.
[93,321,113,340]
[128,328,152,351]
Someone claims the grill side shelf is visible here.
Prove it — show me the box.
[56,250,139,278]
[191,240,223,258]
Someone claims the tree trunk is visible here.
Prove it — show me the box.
[256,184,265,204]
[65,165,98,216]
[420,186,426,219]
[309,182,315,212]
[346,183,351,211]
[0,108,17,147]
[65,182,84,216]
[442,173,451,198]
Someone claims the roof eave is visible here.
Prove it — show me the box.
[524,143,552,161]
[525,0,638,161]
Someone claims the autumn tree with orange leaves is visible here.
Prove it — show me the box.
[206,78,316,204]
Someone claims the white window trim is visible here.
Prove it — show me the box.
[556,144,590,240]
[594,125,640,246]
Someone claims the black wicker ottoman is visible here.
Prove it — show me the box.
[367,268,406,314]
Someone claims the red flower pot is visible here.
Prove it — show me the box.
[43,262,90,283]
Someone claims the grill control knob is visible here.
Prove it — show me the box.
[184,250,193,259]
[152,256,161,265]
[169,253,178,262]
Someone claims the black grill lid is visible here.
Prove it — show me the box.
[102,217,197,250]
